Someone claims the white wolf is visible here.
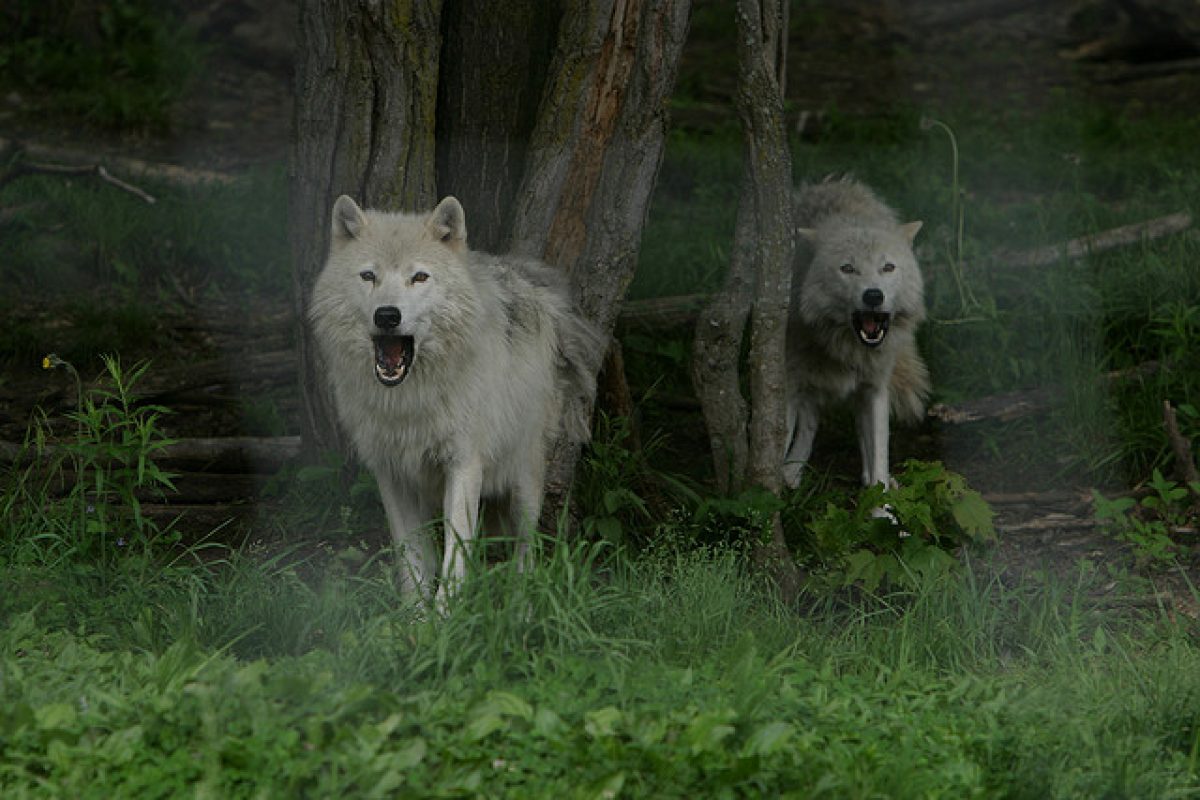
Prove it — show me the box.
[309,195,604,602]
[783,177,930,491]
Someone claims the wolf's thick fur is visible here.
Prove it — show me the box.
[784,177,930,489]
[309,196,604,601]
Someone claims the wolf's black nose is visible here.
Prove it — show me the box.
[374,306,401,329]
[862,288,884,308]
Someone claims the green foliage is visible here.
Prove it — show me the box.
[0,0,202,129]
[1094,469,1198,569]
[796,460,996,592]
[576,414,698,547]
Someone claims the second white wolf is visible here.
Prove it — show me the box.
[309,195,605,603]
[784,177,930,490]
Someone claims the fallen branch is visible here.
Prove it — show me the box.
[0,160,157,204]
[0,138,238,187]
[929,361,1163,425]
[0,435,302,473]
[617,293,709,330]
[997,512,1098,534]
[918,0,1042,28]
[1098,57,1200,84]
[999,212,1193,268]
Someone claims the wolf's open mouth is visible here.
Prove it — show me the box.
[852,310,891,347]
[372,335,415,386]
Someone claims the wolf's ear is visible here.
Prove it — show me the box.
[332,195,367,241]
[796,227,818,245]
[427,196,467,250]
[899,221,923,243]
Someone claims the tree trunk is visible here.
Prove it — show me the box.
[690,0,798,597]
[737,0,798,598]
[434,1,559,253]
[507,0,693,519]
[291,0,444,457]
[692,173,755,493]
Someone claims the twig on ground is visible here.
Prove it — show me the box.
[0,137,237,186]
[1162,400,1200,491]
[0,159,157,204]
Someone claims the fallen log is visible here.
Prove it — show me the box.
[929,361,1163,425]
[1098,57,1200,84]
[997,212,1193,269]
[0,436,302,473]
[617,293,709,330]
[918,0,1042,28]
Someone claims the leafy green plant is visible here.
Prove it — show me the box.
[3,354,177,567]
[798,460,996,592]
[1094,468,1197,568]
[576,413,697,547]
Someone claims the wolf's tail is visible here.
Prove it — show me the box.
[556,308,607,443]
[889,346,931,424]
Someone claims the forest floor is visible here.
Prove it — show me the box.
[2,0,1199,611]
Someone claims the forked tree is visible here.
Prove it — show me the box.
[288,0,692,513]
[691,0,799,596]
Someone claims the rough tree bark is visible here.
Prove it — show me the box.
[692,0,798,596]
[434,1,559,253]
[692,175,755,494]
[291,0,443,455]
[509,0,693,515]
[291,1,692,514]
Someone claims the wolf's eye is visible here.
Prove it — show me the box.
[881,262,896,273]
[412,271,430,284]
[839,263,855,274]
[359,270,376,283]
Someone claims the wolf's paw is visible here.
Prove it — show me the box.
[783,462,804,490]
[869,503,910,538]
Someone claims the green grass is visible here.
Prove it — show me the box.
[0,0,202,130]
[2,538,1199,797]
[0,166,288,298]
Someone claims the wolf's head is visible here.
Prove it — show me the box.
[796,218,925,348]
[318,195,476,387]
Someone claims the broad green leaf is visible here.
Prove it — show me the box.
[743,721,795,757]
[585,706,623,739]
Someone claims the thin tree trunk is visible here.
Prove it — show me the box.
[737,0,798,597]
[692,173,755,493]
[290,0,443,457]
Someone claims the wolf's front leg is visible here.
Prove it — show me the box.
[377,479,436,597]
[783,396,819,490]
[857,385,891,488]
[437,456,484,607]
[509,469,545,572]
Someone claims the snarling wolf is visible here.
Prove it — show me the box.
[784,177,930,490]
[309,195,605,603]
